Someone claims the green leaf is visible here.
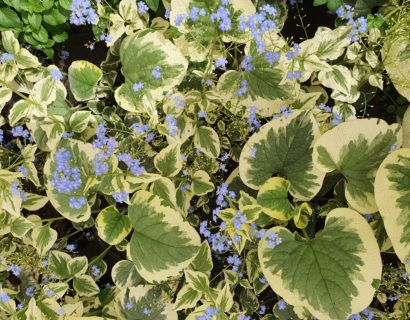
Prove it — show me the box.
[10,216,34,237]
[120,30,188,101]
[257,177,293,221]
[73,274,100,297]
[69,111,91,133]
[68,256,88,276]
[258,208,382,320]
[68,60,102,101]
[150,177,177,209]
[44,139,98,222]
[145,0,159,10]
[25,298,44,320]
[154,143,182,177]
[185,270,209,293]
[8,100,31,126]
[190,241,213,275]
[313,0,328,6]
[313,118,398,213]
[174,285,202,311]
[112,260,144,288]
[32,224,58,256]
[128,190,201,282]
[48,250,71,279]
[375,148,410,263]
[193,126,220,158]
[96,206,132,245]
[216,283,233,313]
[0,8,22,29]
[191,170,214,196]
[239,111,325,200]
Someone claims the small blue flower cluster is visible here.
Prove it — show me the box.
[51,69,63,81]
[152,66,161,79]
[318,103,332,113]
[7,264,21,276]
[265,51,281,65]
[196,307,218,320]
[0,292,9,303]
[236,79,248,97]
[100,34,113,43]
[0,53,14,64]
[50,148,87,209]
[59,50,69,60]
[17,165,29,178]
[117,153,145,176]
[286,70,301,80]
[238,5,277,54]
[285,43,300,60]
[166,114,178,137]
[219,152,229,172]
[336,5,367,42]
[11,181,27,201]
[240,55,254,72]
[112,191,128,203]
[197,111,207,119]
[266,231,282,248]
[278,299,287,310]
[210,3,232,31]
[215,57,228,69]
[133,81,144,92]
[199,221,232,252]
[91,264,101,277]
[214,182,235,216]
[137,1,149,14]
[233,211,247,231]
[189,6,206,22]
[259,305,267,315]
[238,315,251,320]
[273,106,294,119]
[70,0,98,26]
[11,125,30,138]
[349,308,374,320]
[247,106,261,131]
[173,95,186,108]
[332,111,343,126]
[93,124,118,176]
[131,122,154,142]
[227,253,242,272]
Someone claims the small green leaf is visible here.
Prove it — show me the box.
[191,170,214,196]
[154,143,182,177]
[32,224,58,256]
[73,274,100,297]
[96,206,132,245]
[68,60,102,101]
[185,270,209,293]
[194,126,220,158]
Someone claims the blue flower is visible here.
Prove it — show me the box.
[66,244,76,251]
[174,14,186,26]
[166,114,178,137]
[241,55,254,71]
[152,66,161,79]
[8,264,21,276]
[227,254,242,271]
[250,146,257,157]
[52,69,63,81]
[125,301,133,310]
[331,111,343,126]
[174,95,186,108]
[319,103,332,113]
[63,132,75,139]
[44,289,54,297]
[100,34,113,43]
[131,122,150,136]
[259,305,267,315]
[259,277,267,284]
[59,50,69,60]
[197,111,207,119]
[215,57,228,69]
[17,303,24,310]
[0,53,14,64]
[265,51,280,65]
[138,1,149,14]
[262,4,277,15]
[247,106,261,131]
[278,299,286,310]
[145,132,155,143]
[143,308,150,315]
[236,79,248,97]
[68,196,87,210]
[25,286,35,298]
[57,308,65,315]
[70,0,97,25]
[91,264,101,277]
[113,192,128,203]
[267,231,282,248]
[165,8,171,19]
[11,126,30,138]
[133,81,144,92]
[117,153,145,176]
[0,292,10,303]
[189,6,206,22]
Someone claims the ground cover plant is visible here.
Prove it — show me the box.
[0,0,409,319]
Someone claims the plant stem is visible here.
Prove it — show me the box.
[41,216,65,223]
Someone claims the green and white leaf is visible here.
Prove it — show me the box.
[48,250,71,279]
[68,256,88,277]
[313,118,399,213]
[191,170,214,196]
[193,126,220,158]
[258,208,382,320]
[22,193,48,211]
[73,274,100,297]
[174,285,202,311]
[375,148,410,263]
[69,111,91,133]
[154,143,183,177]
[31,224,58,256]
[239,111,325,201]
[112,260,144,288]
[96,206,132,245]
[150,177,177,209]
[184,270,209,293]
[257,177,293,221]
[128,190,201,282]
[189,241,213,275]
[120,30,188,101]
[68,61,103,101]
[44,139,98,222]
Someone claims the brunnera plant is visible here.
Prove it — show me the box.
[0,0,409,319]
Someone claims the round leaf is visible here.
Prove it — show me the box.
[96,206,132,245]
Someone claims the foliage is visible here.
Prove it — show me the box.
[0,0,410,319]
